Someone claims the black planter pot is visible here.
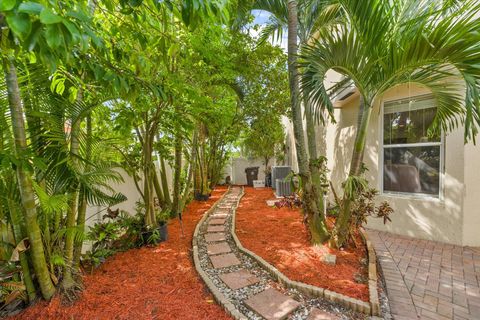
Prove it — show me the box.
[194,192,210,201]
[141,222,168,245]
[158,222,168,241]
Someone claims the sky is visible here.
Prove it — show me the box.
[250,10,288,51]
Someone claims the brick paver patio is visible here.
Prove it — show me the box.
[367,230,480,320]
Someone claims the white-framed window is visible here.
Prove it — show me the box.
[381,95,444,198]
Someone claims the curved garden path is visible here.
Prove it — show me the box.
[194,186,366,320]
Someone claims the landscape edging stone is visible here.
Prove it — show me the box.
[360,228,381,316]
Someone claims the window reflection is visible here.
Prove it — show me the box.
[383,96,442,197]
[384,147,440,195]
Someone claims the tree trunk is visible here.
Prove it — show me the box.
[62,86,84,291]
[191,129,199,197]
[62,189,79,290]
[7,200,36,302]
[3,57,55,300]
[171,124,183,216]
[179,161,193,212]
[153,169,165,207]
[333,97,372,248]
[304,96,328,227]
[287,0,329,244]
[160,157,172,208]
[143,136,156,227]
[73,114,91,270]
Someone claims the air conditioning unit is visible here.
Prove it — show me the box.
[271,166,291,190]
[275,179,292,197]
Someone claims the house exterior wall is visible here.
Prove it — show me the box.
[463,142,480,246]
[284,83,480,246]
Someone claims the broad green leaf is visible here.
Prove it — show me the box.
[24,20,42,51]
[62,20,81,43]
[129,0,143,7]
[168,43,179,57]
[0,0,16,12]
[40,8,63,24]
[6,13,32,39]
[45,24,62,48]
[66,10,90,22]
[18,2,44,14]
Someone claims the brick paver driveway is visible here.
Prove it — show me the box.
[366,230,480,320]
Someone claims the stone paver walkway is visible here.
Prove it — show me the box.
[367,230,480,320]
[194,187,350,320]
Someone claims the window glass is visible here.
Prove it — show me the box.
[382,96,442,197]
[383,146,440,195]
[384,98,440,145]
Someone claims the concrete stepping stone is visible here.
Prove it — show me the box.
[245,288,300,320]
[211,213,228,218]
[205,233,226,242]
[219,269,261,290]
[307,308,340,320]
[207,225,224,232]
[210,253,241,269]
[207,242,231,255]
[209,218,226,225]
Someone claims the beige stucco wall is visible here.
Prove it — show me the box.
[284,83,480,246]
[463,142,480,246]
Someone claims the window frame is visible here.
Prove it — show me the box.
[379,94,445,200]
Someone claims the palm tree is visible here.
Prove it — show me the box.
[248,0,340,243]
[2,56,56,300]
[300,0,480,247]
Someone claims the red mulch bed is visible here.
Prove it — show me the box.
[235,187,369,302]
[11,187,231,320]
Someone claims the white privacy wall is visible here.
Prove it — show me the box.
[230,157,270,185]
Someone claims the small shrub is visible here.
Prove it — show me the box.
[274,194,302,209]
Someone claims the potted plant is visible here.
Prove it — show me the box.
[156,210,169,242]
[140,210,169,245]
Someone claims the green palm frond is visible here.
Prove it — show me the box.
[258,14,286,44]
[252,0,288,24]
[300,0,343,42]
[300,0,480,142]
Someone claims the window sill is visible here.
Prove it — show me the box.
[379,192,443,203]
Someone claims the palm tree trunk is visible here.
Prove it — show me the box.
[73,114,91,270]
[3,57,55,300]
[62,88,84,291]
[333,97,372,247]
[287,0,329,244]
[304,96,326,216]
[62,189,79,290]
[7,200,36,302]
